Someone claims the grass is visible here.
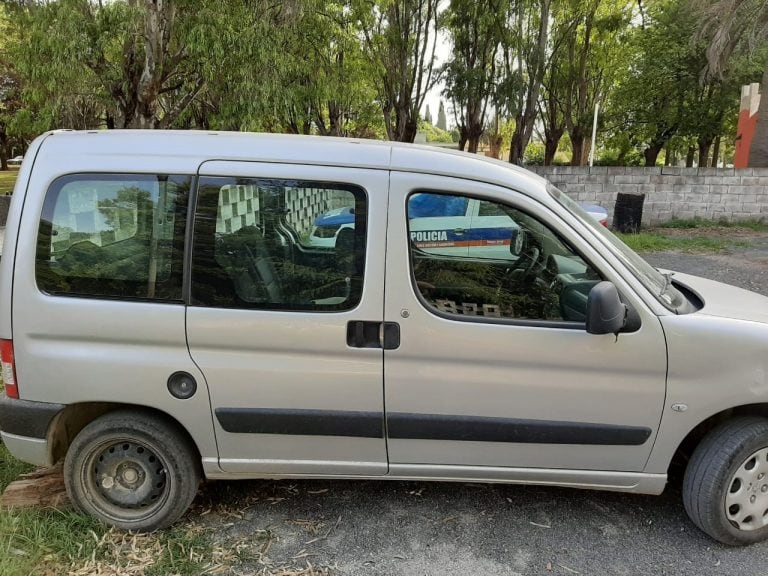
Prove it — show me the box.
[657,217,768,232]
[615,231,751,253]
[0,170,17,196]
[0,443,230,576]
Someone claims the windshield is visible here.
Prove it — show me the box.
[547,185,684,310]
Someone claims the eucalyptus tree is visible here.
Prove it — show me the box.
[606,0,690,166]
[557,0,633,166]
[9,0,207,129]
[537,4,577,166]
[442,0,502,152]
[498,0,552,164]
[355,0,441,142]
[692,0,768,166]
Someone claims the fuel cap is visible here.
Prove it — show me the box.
[167,372,197,400]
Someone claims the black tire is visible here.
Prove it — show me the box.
[64,409,200,531]
[683,416,768,545]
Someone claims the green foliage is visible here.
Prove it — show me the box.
[603,0,767,166]
[418,120,453,143]
[523,141,546,165]
[1,0,765,166]
[442,0,502,150]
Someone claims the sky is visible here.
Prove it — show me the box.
[423,28,452,127]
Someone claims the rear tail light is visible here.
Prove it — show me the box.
[0,339,18,399]
[601,219,608,227]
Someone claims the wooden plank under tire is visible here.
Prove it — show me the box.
[1,463,70,509]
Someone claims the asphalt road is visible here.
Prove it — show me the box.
[191,241,768,576]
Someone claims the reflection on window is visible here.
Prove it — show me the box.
[192,178,366,311]
[408,192,601,323]
[36,174,189,300]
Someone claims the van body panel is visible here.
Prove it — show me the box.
[0,133,50,340]
[383,172,668,472]
[10,138,219,461]
[188,162,389,475]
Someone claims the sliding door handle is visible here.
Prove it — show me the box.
[346,321,400,350]
[347,321,381,348]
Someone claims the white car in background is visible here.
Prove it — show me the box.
[7,156,23,167]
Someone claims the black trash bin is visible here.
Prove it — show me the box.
[613,193,645,233]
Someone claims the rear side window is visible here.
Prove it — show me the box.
[191,177,366,311]
[36,174,190,301]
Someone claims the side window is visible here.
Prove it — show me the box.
[191,177,366,311]
[408,192,602,323]
[36,174,189,300]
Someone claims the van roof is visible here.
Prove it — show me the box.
[38,129,548,195]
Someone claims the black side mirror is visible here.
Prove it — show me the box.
[510,228,525,257]
[586,281,637,335]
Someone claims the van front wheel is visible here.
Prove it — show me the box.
[683,416,768,545]
[64,410,200,531]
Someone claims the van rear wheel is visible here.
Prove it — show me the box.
[64,410,200,531]
[683,416,768,545]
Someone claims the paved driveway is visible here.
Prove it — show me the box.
[191,241,768,575]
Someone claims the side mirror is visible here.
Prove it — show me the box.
[586,281,638,335]
[510,228,525,257]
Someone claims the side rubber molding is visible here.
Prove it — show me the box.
[215,408,384,438]
[387,412,652,446]
[0,396,64,438]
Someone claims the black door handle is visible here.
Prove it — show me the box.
[381,322,400,350]
[346,321,401,350]
[347,321,381,348]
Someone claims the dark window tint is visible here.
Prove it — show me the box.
[36,174,189,300]
[408,192,602,323]
[191,178,366,311]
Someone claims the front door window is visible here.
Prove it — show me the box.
[407,192,602,323]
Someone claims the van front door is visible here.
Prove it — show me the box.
[383,172,667,476]
[186,162,388,475]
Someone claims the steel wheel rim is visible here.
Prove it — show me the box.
[725,447,768,531]
[80,438,172,524]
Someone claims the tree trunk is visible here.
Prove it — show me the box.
[644,145,662,167]
[0,126,8,171]
[698,140,711,168]
[685,146,695,167]
[570,132,586,166]
[489,133,503,159]
[711,135,721,168]
[509,129,525,164]
[544,128,563,166]
[749,65,768,167]
[457,125,468,152]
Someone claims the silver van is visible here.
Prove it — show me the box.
[1,130,768,545]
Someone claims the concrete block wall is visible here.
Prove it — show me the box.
[527,166,768,225]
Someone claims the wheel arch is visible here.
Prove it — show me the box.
[46,402,202,467]
[669,403,768,477]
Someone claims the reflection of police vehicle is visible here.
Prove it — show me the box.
[310,196,518,257]
[309,199,607,250]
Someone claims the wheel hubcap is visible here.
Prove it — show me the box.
[91,441,167,510]
[725,447,768,531]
